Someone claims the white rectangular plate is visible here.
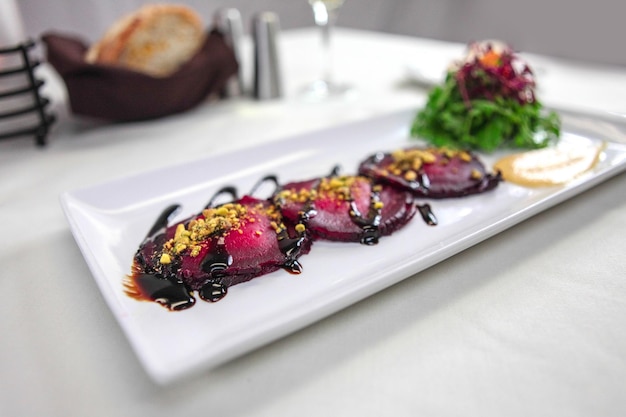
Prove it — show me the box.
[61,109,626,384]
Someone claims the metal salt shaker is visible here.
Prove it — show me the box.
[213,8,245,96]
[252,12,283,100]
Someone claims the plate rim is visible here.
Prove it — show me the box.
[60,107,626,384]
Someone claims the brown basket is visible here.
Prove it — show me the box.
[42,30,238,122]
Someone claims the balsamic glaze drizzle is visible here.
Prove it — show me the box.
[199,281,228,303]
[417,204,438,226]
[134,273,195,311]
[327,167,384,246]
[204,186,238,209]
[249,175,280,198]
[129,163,443,310]
[130,179,317,309]
[145,204,180,241]
[348,187,383,246]
[201,237,233,274]
[276,238,305,273]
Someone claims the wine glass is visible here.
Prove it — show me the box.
[304,0,350,98]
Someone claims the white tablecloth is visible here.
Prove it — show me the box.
[1,28,625,417]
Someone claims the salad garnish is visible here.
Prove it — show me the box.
[411,40,561,152]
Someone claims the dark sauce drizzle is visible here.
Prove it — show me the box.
[204,186,238,209]
[251,175,308,274]
[364,152,504,198]
[128,204,196,310]
[276,227,306,274]
[368,153,432,194]
[201,237,233,274]
[249,175,280,198]
[144,204,181,241]
[199,236,232,302]
[199,282,228,303]
[417,203,437,226]
[129,166,441,310]
[348,188,383,245]
[130,178,316,309]
[276,166,388,246]
[133,273,195,311]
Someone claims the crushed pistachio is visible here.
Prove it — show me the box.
[277,187,318,204]
[387,147,475,179]
[387,148,438,177]
[159,202,250,263]
[404,170,418,182]
[318,176,357,201]
[277,176,364,205]
[459,151,472,162]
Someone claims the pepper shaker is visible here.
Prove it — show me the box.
[213,8,245,96]
[252,12,283,100]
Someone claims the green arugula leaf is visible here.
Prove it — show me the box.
[411,74,561,152]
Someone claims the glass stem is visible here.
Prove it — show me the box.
[313,5,338,84]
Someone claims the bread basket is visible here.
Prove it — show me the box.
[42,30,238,122]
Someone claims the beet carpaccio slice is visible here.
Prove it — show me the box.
[127,146,501,310]
[358,147,501,198]
[125,195,312,310]
[274,174,417,245]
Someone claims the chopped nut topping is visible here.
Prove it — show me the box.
[387,147,475,180]
[279,176,366,205]
[443,148,457,159]
[159,202,251,263]
[387,148,438,177]
[319,176,357,201]
[404,170,418,182]
[159,253,171,264]
[277,187,318,204]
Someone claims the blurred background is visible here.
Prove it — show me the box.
[18,0,626,67]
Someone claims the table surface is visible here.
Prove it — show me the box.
[1,28,625,417]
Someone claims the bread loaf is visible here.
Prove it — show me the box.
[85,4,206,77]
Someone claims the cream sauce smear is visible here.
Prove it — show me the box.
[494,142,605,187]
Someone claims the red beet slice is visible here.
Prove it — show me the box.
[126,195,311,310]
[358,147,500,198]
[274,174,417,245]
